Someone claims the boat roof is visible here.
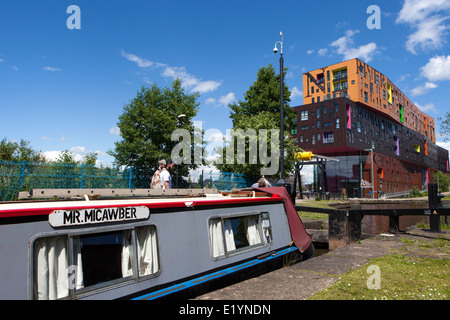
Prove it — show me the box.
[0,188,284,219]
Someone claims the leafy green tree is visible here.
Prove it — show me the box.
[56,149,77,164]
[83,152,98,166]
[215,65,300,178]
[109,79,201,185]
[438,112,450,141]
[433,171,450,193]
[0,137,46,162]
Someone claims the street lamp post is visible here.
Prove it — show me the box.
[175,114,186,188]
[273,31,285,186]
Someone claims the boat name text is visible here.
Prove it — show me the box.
[49,206,150,227]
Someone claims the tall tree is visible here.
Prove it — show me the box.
[215,65,300,178]
[109,79,201,184]
[0,137,46,162]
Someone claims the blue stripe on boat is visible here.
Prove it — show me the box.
[133,246,298,300]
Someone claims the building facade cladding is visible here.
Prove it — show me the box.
[292,97,449,197]
[302,58,436,143]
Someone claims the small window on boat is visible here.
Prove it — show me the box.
[209,213,271,259]
[32,225,158,300]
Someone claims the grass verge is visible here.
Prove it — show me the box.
[308,236,450,300]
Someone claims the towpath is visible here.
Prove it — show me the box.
[194,226,449,300]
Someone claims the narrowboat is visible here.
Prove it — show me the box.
[0,187,313,300]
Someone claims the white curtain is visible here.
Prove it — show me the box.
[246,216,262,245]
[34,236,68,300]
[121,227,159,277]
[223,219,236,251]
[34,236,84,300]
[209,219,225,258]
[121,230,134,277]
[136,226,159,276]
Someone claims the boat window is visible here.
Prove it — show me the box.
[32,225,158,300]
[209,213,271,259]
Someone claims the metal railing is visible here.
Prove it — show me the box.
[0,160,252,201]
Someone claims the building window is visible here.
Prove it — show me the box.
[311,86,314,94]
[364,91,368,103]
[312,98,315,103]
[317,108,320,118]
[323,132,334,144]
[383,90,386,100]
[336,118,340,128]
[317,120,321,128]
[312,134,316,145]
[300,110,308,121]
[300,136,303,143]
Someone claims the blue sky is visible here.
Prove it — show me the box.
[1,0,449,181]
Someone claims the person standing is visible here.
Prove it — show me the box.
[150,159,166,189]
[160,159,174,189]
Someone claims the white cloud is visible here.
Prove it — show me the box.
[120,50,222,94]
[205,92,235,108]
[420,55,450,81]
[42,66,61,72]
[306,49,314,54]
[318,48,328,56]
[193,80,222,94]
[330,30,378,62]
[120,50,154,68]
[218,92,235,106]
[411,82,438,96]
[43,147,108,165]
[162,66,222,94]
[396,0,450,54]
[291,87,303,100]
[42,151,61,162]
[109,126,120,135]
[436,140,450,151]
[414,101,437,113]
[40,136,51,141]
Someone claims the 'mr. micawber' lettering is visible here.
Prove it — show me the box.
[63,207,138,225]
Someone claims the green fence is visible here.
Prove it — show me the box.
[0,160,253,201]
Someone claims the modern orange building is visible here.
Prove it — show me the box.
[294,58,448,198]
[302,58,436,143]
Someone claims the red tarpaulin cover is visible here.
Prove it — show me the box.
[257,187,312,253]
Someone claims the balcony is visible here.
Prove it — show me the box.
[333,81,348,92]
[333,72,348,81]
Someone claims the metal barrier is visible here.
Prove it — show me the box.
[0,160,252,201]
[295,183,448,250]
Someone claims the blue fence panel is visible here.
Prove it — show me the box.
[0,160,254,201]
